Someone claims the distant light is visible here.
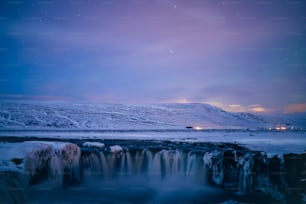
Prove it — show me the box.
[276,126,286,131]
[193,126,203,130]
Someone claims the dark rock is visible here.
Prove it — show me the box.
[284,153,304,194]
[223,150,239,190]
[269,155,282,188]
[11,158,23,165]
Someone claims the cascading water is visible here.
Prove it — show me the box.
[74,147,220,204]
[81,148,207,182]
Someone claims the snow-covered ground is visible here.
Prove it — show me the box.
[1,129,305,155]
[2,101,304,130]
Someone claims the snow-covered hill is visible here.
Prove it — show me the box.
[0,101,303,130]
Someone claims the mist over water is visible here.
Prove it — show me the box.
[29,149,232,204]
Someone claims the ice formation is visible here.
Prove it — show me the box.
[202,149,304,202]
[0,141,81,203]
[22,142,81,185]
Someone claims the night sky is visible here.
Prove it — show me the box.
[1,0,306,113]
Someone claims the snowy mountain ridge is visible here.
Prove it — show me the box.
[0,101,303,130]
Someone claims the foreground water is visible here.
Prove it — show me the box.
[29,179,270,204]
[30,173,231,204]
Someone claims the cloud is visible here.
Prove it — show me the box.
[0,94,74,101]
[2,0,306,108]
[249,105,270,113]
[284,103,306,113]
[174,98,191,104]
[206,101,272,113]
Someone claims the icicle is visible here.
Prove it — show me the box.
[24,144,53,184]
[56,143,81,184]
[49,155,63,185]
[203,151,224,186]
[238,153,254,193]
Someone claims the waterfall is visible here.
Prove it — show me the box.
[2,141,305,203]
[80,148,207,186]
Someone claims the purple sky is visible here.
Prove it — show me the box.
[0,0,306,113]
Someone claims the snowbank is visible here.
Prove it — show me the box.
[83,141,105,149]
[109,145,123,153]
